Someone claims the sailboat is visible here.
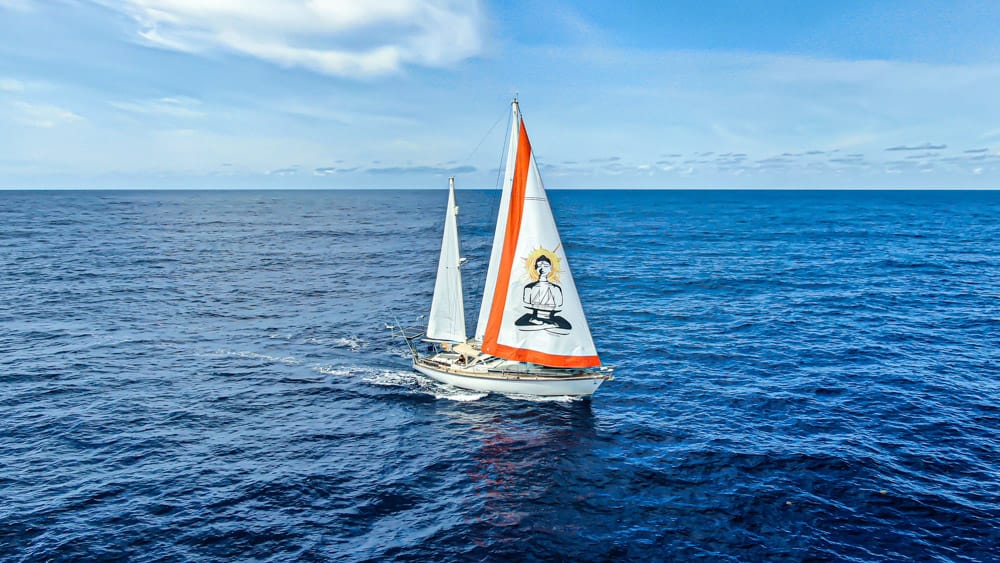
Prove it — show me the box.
[402,99,613,397]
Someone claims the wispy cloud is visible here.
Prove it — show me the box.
[885,143,947,151]
[110,0,484,78]
[829,153,868,165]
[10,101,83,128]
[966,153,999,161]
[367,165,476,175]
[715,153,749,170]
[0,0,33,11]
[0,78,25,92]
[110,96,204,118]
[314,166,360,175]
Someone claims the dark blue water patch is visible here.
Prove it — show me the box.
[1,189,999,561]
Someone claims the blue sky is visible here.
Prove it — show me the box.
[1,0,999,188]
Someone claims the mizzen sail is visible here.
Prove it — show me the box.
[426,177,466,342]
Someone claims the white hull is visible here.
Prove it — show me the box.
[414,356,610,397]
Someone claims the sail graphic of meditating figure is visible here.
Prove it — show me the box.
[515,252,571,334]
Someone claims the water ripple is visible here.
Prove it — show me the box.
[1,189,998,561]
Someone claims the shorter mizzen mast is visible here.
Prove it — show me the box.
[426,177,466,343]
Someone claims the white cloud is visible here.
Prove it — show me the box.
[0,0,33,11]
[110,96,204,118]
[112,0,484,78]
[0,78,25,92]
[11,101,83,128]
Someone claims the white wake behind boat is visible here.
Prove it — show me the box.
[400,99,613,397]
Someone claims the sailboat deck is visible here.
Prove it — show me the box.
[416,352,612,381]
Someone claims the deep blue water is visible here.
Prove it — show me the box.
[2,189,998,561]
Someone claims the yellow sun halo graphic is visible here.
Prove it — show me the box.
[524,247,562,282]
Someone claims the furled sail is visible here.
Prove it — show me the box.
[480,108,600,368]
[427,177,466,342]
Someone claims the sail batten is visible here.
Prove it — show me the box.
[426,177,466,343]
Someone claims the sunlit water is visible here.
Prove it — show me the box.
[2,189,998,561]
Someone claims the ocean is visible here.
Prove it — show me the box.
[1,189,998,561]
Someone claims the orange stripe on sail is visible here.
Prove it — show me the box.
[482,119,530,354]
[487,342,601,368]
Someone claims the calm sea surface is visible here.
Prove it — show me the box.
[1,189,998,561]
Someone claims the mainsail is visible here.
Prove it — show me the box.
[426,177,466,342]
[478,102,600,368]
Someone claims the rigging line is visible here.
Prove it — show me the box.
[494,106,513,191]
[461,108,509,167]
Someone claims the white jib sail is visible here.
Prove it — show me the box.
[475,101,520,342]
[480,116,600,368]
[427,177,466,343]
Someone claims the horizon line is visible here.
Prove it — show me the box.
[2,186,999,192]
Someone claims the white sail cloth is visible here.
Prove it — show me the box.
[426,177,466,343]
[478,105,600,368]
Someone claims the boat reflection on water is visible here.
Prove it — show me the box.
[442,401,603,552]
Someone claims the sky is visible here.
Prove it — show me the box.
[1,0,999,189]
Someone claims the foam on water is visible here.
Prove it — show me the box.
[310,364,359,377]
[420,379,490,402]
[362,367,488,402]
[330,336,365,351]
[499,393,585,403]
[310,363,486,401]
[360,368,426,388]
[205,349,302,366]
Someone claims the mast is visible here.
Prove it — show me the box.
[475,100,520,341]
[426,177,467,343]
